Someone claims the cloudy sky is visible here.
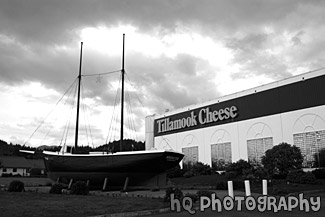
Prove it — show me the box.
[1,0,325,147]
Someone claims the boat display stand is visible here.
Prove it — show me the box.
[68,179,74,189]
[122,177,129,192]
[102,178,108,191]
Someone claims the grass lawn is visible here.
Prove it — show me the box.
[2,175,325,216]
[170,173,325,195]
[0,191,168,217]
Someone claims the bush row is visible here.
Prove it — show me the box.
[164,186,216,203]
[4,180,89,195]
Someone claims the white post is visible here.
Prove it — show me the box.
[103,178,108,191]
[227,181,234,198]
[68,179,73,189]
[244,180,251,196]
[262,179,267,195]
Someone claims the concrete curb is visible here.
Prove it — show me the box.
[90,207,170,217]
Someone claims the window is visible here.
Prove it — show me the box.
[247,137,273,163]
[293,130,325,167]
[211,142,232,170]
[13,168,17,172]
[182,146,198,166]
[2,168,7,172]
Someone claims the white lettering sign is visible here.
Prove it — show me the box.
[157,106,238,134]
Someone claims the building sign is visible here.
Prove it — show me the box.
[156,106,238,134]
[154,75,325,137]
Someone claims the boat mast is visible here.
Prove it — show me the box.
[120,34,125,152]
[74,42,83,149]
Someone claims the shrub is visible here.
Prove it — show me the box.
[299,172,317,184]
[184,193,199,203]
[215,181,227,190]
[49,183,64,194]
[8,180,25,192]
[70,181,89,195]
[242,165,269,182]
[225,159,252,177]
[182,162,212,177]
[212,159,228,171]
[287,170,317,184]
[166,165,182,178]
[29,168,42,177]
[164,186,183,202]
[191,162,212,176]
[183,171,194,178]
[262,143,303,178]
[196,190,214,198]
[232,180,244,190]
[312,168,325,179]
[225,171,237,180]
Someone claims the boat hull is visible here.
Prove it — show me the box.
[43,150,183,187]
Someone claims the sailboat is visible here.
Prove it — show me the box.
[21,34,184,188]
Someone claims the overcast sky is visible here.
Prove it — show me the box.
[1,0,325,147]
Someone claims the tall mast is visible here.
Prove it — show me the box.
[120,34,125,152]
[74,42,83,149]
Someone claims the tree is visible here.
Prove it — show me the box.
[261,142,303,178]
[225,159,253,176]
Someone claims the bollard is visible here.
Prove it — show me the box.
[262,179,267,195]
[68,179,73,189]
[103,178,108,191]
[123,177,129,192]
[244,180,251,196]
[227,181,234,198]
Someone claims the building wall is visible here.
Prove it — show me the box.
[153,105,325,167]
[146,70,325,168]
[0,168,29,177]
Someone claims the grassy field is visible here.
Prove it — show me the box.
[1,175,325,216]
[0,191,168,217]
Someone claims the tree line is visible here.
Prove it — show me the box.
[0,139,145,157]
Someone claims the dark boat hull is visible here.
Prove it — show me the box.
[43,150,183,187]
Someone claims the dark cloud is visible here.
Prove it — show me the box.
[226,33,292,80]
[0,0,314,46]
[124,53,219,113]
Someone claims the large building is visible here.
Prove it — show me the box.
[145,69,325,169]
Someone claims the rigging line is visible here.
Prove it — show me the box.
[125,73,148,115]
[125,90,138,141]
[79,81,88,147]
[105,75,122,145]
[80,81,94,148]
[63,80,79,147]
[59,80,79,147]
[40,119,56,146]
[125,94,133,140]
[23,78,78,146]
[80,82,90,147]
[43,81,78,146]
[82,70,121,77]
[60,82,77,146]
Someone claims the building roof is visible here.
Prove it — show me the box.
[0,156,44,169]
